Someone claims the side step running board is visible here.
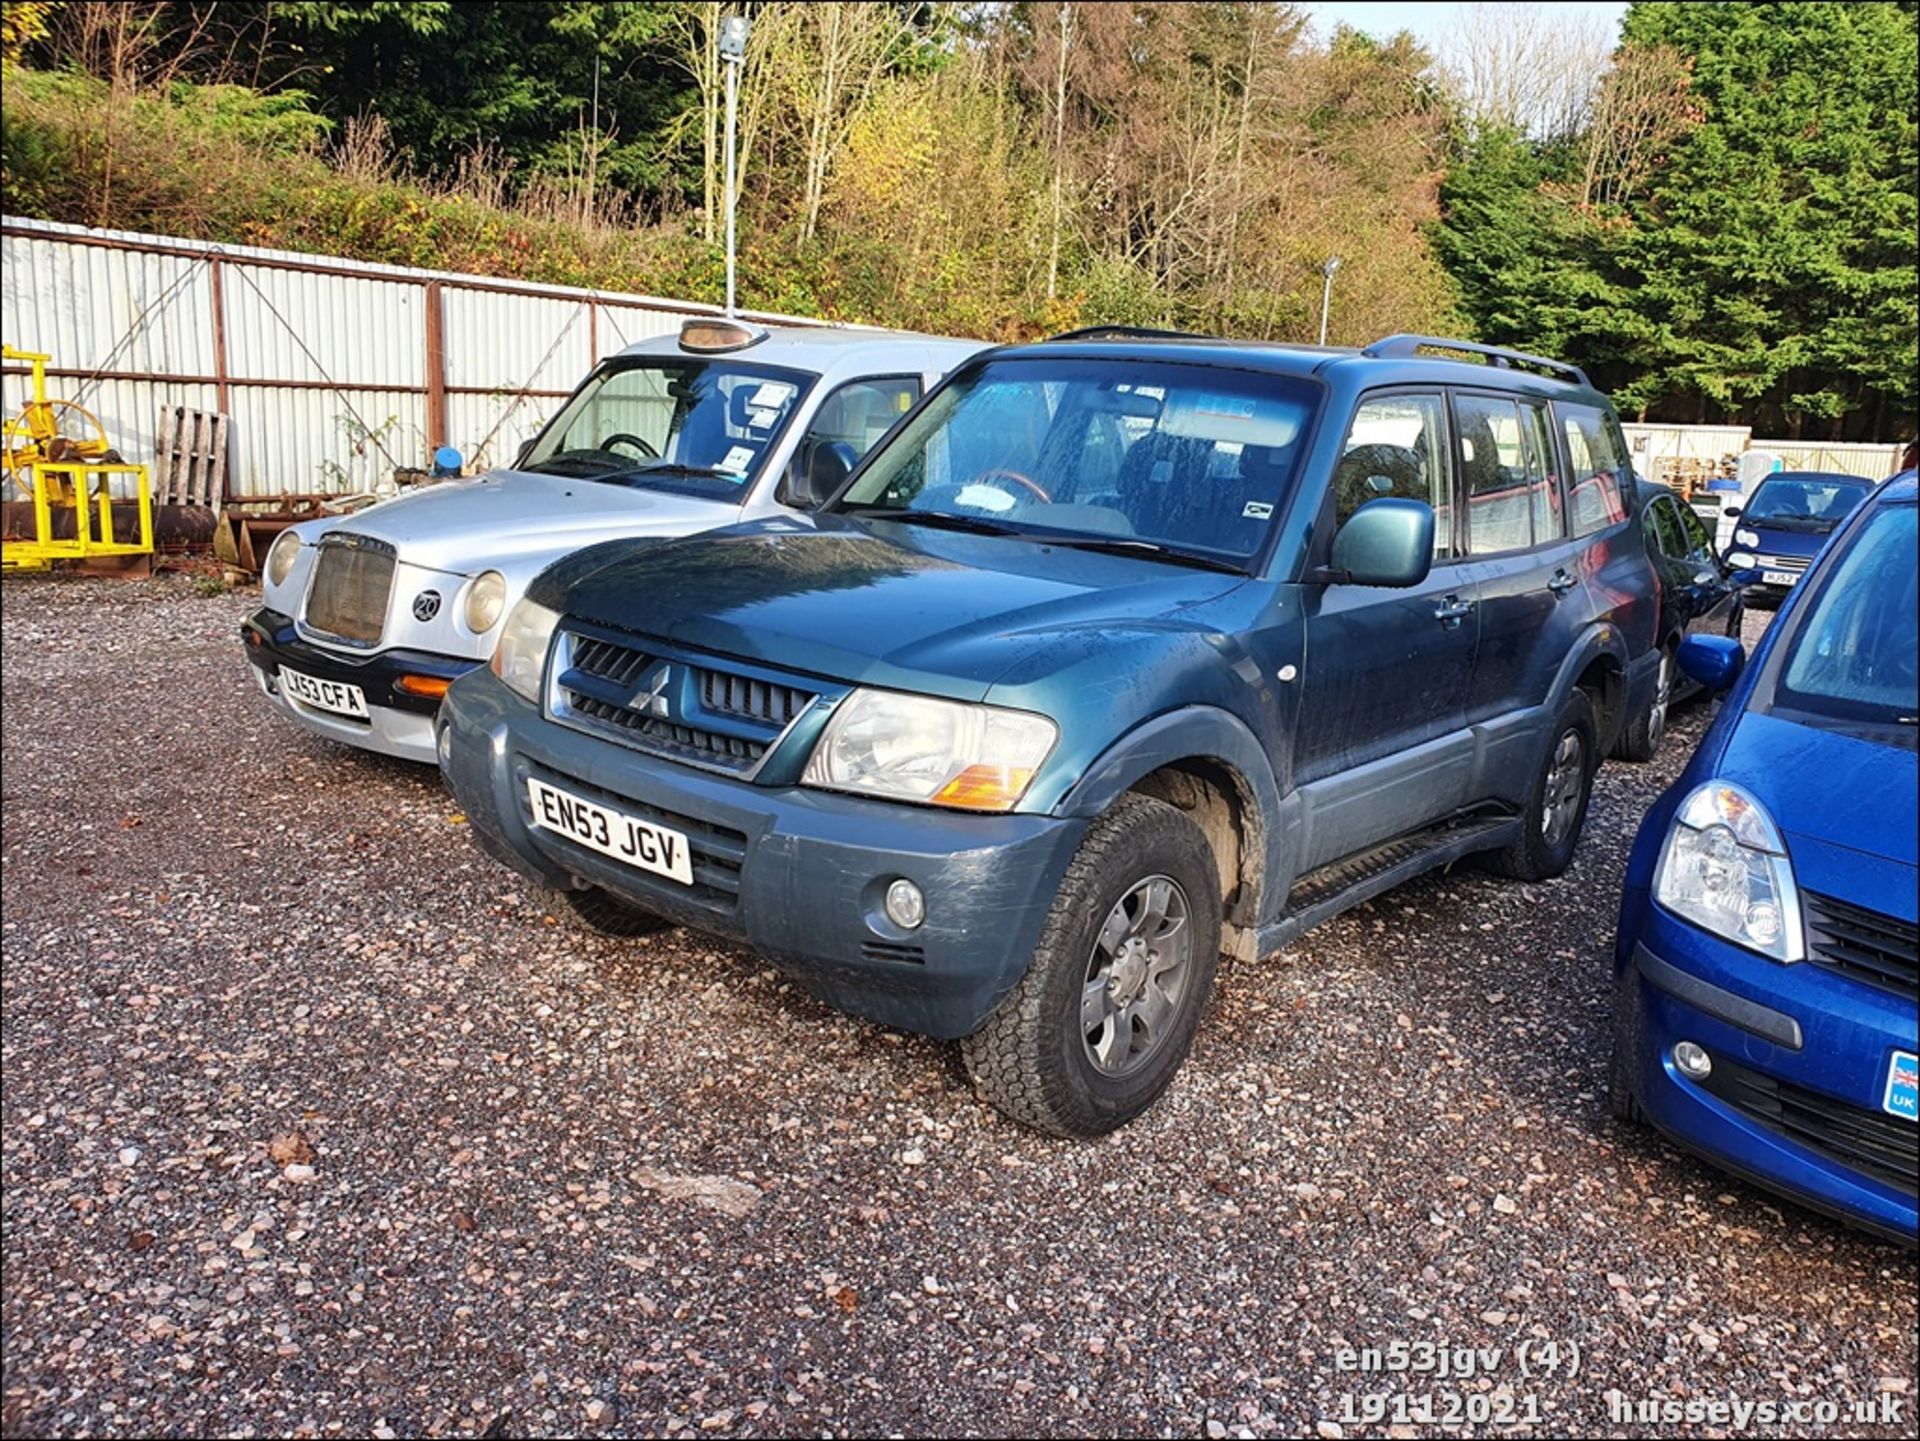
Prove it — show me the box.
[1260,814,1521,955]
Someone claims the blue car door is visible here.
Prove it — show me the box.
[1293,389,1479,870]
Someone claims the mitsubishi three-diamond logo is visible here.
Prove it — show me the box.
[630,662,674,718]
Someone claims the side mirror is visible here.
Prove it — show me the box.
[1677,634,1745,692]
[1318,498,1435,588]
[513,439,535,469]
[1722,504,1741,518]
[784,440,859,510]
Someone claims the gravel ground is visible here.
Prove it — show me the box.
[2,576,1913,1440]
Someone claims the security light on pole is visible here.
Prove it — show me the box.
[720,13,750,317]
[1318,255,1341,348]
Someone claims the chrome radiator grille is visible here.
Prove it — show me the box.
[304,536,395,646]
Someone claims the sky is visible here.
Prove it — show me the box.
[1305,1,1630,53]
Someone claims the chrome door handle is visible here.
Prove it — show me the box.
[1433,597,1474,625]
[1547,570,1579,594]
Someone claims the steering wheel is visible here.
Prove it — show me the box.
[963,467,1052,504]
[602,432,659,460]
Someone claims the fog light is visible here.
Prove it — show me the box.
[1727,550,1757,569]
[1672,1040,1712,1079]
[884,878,925,930]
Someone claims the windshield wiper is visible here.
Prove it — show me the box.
[839,505,1018,537]
[1035,535,1247,574]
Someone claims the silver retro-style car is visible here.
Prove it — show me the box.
[241,320,984,762]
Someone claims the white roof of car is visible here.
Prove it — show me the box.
[611,323,987,379]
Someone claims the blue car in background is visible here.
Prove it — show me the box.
[1723,470,1873,605]
[1612,470,1918,1244]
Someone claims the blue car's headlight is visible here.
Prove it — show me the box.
[1653,781,1804,962]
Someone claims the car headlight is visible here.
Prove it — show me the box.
[1726,550,1757,569]
[1653,781,1804,962]
[1734,527,1760,547]
[801,689,1057,812]
[266,530,301,587]
[464,570,508,633]
[489,598,560,703]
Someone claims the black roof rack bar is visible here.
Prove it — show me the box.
[1361,334,1590,388]
[1045,324,1212,343]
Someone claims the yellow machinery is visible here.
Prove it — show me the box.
[3,345,153,571]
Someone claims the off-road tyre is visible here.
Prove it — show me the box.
[962,794,1222,1137]
[1481,688,1599,882]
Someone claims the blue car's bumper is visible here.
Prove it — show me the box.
[1615,902,1918,1245]
[438,666,1087,1040]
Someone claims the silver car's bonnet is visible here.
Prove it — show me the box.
[311,470,745,575]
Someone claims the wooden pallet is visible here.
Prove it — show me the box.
[153,405,230,508]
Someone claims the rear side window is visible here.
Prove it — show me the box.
[1520,401,1563,542]
[1675,499,1714,558]
[1335,393,1453,559]
[1647,495,1687,558]
[1561,403,1629,534]
[1456,393,1564,554]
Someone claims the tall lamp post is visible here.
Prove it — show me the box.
[1318,254,1341,347]
[719,13,750,317]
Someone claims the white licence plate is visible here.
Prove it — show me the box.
[1762,569,1798,586]
[279,666,369,719]
[525,777,693,887]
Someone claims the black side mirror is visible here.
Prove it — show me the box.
[513,439,535,469]
[785,440,859,510]
[1722,504,1741,518]
[1315,498,1435,588]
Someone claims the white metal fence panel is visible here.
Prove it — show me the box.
[223,263,425,389]
[1,216,841,502]
[1748,440,1903,478]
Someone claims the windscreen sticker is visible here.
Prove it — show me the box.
[1242,501,1274,519]
[748,408,779,429]
[719,444,757,475]
[748,381,795,410]
[1191,394,1257,420]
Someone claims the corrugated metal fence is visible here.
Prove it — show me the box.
[1,216,834,499]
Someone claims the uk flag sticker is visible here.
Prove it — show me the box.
[1883,1050,1918,1123]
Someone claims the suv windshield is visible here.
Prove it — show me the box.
[1764,501,1917,746]
[833,356,1319,565]
[1742,473,1871,531]
[520,358,816,499]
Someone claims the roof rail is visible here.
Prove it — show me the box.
[1361,334,1590,388]
[1045,324,1211,343]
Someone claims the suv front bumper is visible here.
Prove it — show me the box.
[438,665,1087,1039]
[242,608,479,764]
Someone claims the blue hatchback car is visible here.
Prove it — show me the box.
[1612,470,1918,1244]
[1723,469,1873,604]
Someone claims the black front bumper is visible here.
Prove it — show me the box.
[240,608,479,715]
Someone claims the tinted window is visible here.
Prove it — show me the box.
[1561,403,1629,535]
[1336,393,1453,559]
[838,357,1319,559]
[1771,504,1917,744]
[1646,495,1687,558]
[1675,498,1715,557]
